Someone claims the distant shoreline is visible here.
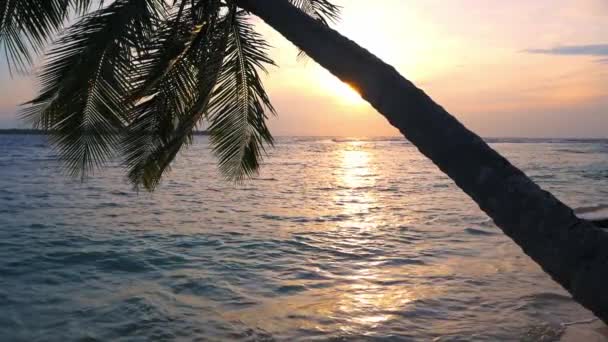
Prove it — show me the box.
[0,129,604,142]
[0,129,210,136]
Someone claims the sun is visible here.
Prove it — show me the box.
[316,68,365,105]
[335,81,364,105]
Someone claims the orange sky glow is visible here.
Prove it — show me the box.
[0,0,606,137]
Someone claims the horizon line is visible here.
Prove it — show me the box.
[0,128,605,140]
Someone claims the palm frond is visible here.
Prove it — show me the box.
[10,0,325,189]
[289,0,340,24]
[0,0,102,74]
[207,9,275,182]
[123,1,227,190]
[21,0,166,179]
[288,0,340,59]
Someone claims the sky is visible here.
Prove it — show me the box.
[1,0,607,137]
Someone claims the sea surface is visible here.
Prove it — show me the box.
[1,135,607,341]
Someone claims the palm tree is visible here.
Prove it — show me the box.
[2,0,607,323]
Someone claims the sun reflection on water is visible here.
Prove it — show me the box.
[330,141,415,328]
[229,141,445,335]
[335,142,377,228]
[220,140,452,336]
[340,147,372,187]
[336,269,415,329]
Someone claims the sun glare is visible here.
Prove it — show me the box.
[316,68,365,105]
[336,81,364,105]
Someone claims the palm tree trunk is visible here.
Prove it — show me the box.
[237,0,608,323]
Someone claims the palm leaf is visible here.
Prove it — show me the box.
[0,0,101,73]
[21,0,166,179]
[123,0,227,190]
[290,0,340,24]
[9,0,339,189]
[206,9,275,182]
[288,0,340,60]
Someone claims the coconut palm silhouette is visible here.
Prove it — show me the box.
[2,0,607,323]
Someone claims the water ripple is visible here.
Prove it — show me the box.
[0,136,605,340]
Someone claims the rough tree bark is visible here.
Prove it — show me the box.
[237,0,608,323]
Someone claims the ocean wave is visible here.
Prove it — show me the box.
[464,227,496,236]
[575,204,608,220]
[1,135,605,341]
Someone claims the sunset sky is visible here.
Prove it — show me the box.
[0,0,606,137]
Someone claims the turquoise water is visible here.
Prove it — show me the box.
[1,135,607,341]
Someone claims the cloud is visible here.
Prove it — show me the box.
[525,44,608,65]
[526,44,608,56]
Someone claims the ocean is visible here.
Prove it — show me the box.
[1,135,607,341]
